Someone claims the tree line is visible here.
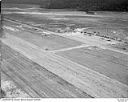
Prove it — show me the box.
[2,0,128,11]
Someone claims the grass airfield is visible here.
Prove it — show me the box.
[1,5,128,98]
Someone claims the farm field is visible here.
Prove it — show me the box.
[1,6,128,98]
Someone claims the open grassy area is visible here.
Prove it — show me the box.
[3,8,128,42]
[2,7,128,98]
[4,27,82,51]
[56,46,128,85]
[1,44,91,98]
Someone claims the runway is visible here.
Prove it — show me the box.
[1,31,128,98]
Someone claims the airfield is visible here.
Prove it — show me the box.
[1,5,128,98]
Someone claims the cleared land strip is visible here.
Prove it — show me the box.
[3,27,83,51]
[3,23,128,67]
[4,18,128,55]
[2,55,91,98]
[2,44,91,98]
[4,27,128,82]
[2,33,128,98]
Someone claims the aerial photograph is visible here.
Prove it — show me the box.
[0,0,128,98]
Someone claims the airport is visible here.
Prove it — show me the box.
[1,2,128,98]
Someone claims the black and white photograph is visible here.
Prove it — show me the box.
[0,0,128,99]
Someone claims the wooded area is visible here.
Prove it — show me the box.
[2,0,128,11]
